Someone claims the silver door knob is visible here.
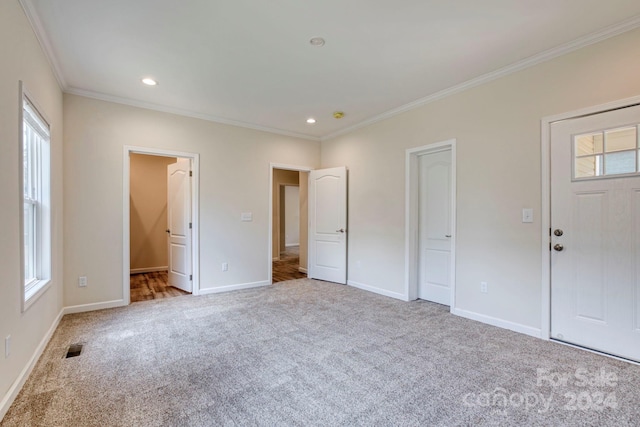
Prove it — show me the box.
[553,244,564,252]
[553,229,564,237]
[336,228,345,233]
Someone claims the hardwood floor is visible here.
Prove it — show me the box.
[273,246,307,283]
[130,270,190,303]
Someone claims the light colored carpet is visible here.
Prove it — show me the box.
[2,279,639,426]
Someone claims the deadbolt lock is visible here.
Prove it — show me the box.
[553,229,564,237]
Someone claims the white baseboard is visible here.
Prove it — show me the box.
[347,280,406,301]
[63,299,126,315]
[272,257,280,261]
[1,308,64,421]
[199,280,270,295]
[298,267,308,274]
[130,266,167,274]
[452,308,542,338]
[285,243,299,247]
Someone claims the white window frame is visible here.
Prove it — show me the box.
[19,82,52,311]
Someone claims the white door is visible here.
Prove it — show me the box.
[308,167,347,284]
[418,150,452,305]
[551,104,640,362]
[167,158,192,293]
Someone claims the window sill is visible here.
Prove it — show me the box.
[23,279,52,312]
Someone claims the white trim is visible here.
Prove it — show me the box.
[452,308,542,339]
[322,15,640,141]
[0,309,63,421]
[66,87,321,142]
[405,140,457,306]
[347,280,406,301]
[298,267,308,274]
[130,266,168,274]
[63,299,126,315]
[550,339,640,366]
[268,163,314,284]
[199,281,270,295]
[124,146,201,306]
[285,243,300,248]
[18,0,67,90]
[540,94,640,342]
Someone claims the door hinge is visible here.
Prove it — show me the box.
[189,171,192,177]
[189,274,192,281]
[189,222,192,229]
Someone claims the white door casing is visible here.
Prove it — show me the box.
[308,166,348,284]
[418,150,452,305]
[167,158,192,292]
[550,104,640,362]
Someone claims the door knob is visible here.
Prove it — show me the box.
[553,229,564,237]
[336,228,345,233]
[166,229,170,234]
[553,244,564,252]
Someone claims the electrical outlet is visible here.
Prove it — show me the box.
[78,276,87,287]
[222,263,228,272]
[480,282,488,293]
[5,335,10,358]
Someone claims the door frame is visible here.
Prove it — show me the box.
[123,146,200,304]
[268,163,314,283]
[540,94,640,340]
[405,139,457,304]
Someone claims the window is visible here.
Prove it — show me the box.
[574,125,640,179]
[21,88,51,308]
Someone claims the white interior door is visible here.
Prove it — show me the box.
[308,166,347,284]
[551,104,640,362]
[167,158,192,293]
[418,150,452,305]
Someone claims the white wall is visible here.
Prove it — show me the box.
[63,94,320,304]
[321,28,640,332]
[0,0,64,416]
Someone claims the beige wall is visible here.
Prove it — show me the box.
[129,154,177,271]
[63,94,320,305]
[321,28,640,332]
[0,0,64,414]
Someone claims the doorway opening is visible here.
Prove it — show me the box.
[123,146,200,305]
[270,164,312,283]
[405,139,457,305]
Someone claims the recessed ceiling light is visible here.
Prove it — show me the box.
[309,37,325,47]
[306,118,316,124]
[141,78,158,86]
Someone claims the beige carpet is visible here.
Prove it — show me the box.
[2,279,639,426]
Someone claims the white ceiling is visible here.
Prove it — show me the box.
[23,0,640,140]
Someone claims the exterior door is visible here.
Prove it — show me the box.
[551,104,640,362]
[308,167,347,284]
[167,158,192,293]
[418,150,452,305]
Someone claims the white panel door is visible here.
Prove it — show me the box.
[418,150,452,305]
[308,167,347,284]
[551,104,640,362]
[167,158,192,293]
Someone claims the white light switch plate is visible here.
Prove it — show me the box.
[522,208,533,223]
[241,212,253,222]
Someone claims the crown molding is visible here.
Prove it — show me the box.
[321,14,640,141]
[18,0,67,90]
[64,87,321,142]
